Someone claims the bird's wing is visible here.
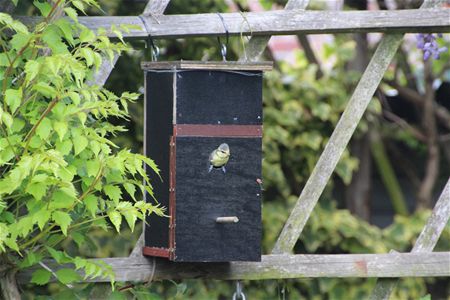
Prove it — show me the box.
[208,150,215,163]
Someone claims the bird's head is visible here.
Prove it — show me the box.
[218,143,230,155]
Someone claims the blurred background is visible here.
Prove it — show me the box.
[14,0,450,299]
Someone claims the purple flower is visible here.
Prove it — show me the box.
[416,33,448,60]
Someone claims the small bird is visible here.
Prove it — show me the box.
[208,143,230,173]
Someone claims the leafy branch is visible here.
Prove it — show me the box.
[0,0,163,294]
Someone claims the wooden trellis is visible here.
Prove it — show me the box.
[14,0,450,298]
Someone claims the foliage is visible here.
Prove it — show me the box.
[263,42,362,202]
[0,0,164,289]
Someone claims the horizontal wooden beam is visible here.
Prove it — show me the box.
[17,8,450,39]
[17,252,450,283]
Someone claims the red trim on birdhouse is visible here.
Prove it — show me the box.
[142,246,170,258]
[173,125,262,137]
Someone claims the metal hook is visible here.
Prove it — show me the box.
[139,15,160,61]
[216,13,229,61]
[232,281,246,300]
[151,42,160,61]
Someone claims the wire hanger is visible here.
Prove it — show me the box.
[216,13,229,61]
[138,15,160,61]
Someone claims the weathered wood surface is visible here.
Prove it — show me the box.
[412,179,450,253]
[371,178,450,299]
[17,252,450,283]
[17,8,450,40]
[239,0,310,61]
[143,0,171,15]
[141,60,272,71]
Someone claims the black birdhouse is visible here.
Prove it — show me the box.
[142,61,272,262]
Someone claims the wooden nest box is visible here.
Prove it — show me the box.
[142,61,272,262]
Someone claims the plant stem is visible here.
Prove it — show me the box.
[370,130,409,215]
[22,96,59,156]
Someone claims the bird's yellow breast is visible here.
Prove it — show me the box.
[210,150,230,167]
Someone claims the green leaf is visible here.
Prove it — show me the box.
[104,185,122,205]
[46,247,71,264]
[46,56,62,76]
[55,268,81,285]
[49,189,77,210]
[0,223,8,248]
[123,183,136,201]
[33,82,57,98]
[107,210,121,232]
[32,208,51,230]
[31,269,52,285]
[4,238,19,252]
[79,27,95,43]
[55,139,72,156]
[72,0,86,14]
[5,88,21,114]
[25,182,47,201]
[80,48,94,66]
[53,120,68,141]
[52,211,71,235]
[90,140,100,156]
[13,216,34,238]
[11,117,25,133]
[36,117,52,139]
[77,112,87,127]
[0,53,10,67]
[73,135,88,155]
[19,251,43,268]
[55,18,75,46]
[1,211,15,224]
[68,92,80,106]
[63,7,78,22]
[10,32,29,51]
[57,167,75,182]
[33,0,52,17]
[1,112,13,128]
[84,194,98,217]
[71,232,86,248]
[42,24,67,54]
[86,159,100,177]
[122,207,137,232]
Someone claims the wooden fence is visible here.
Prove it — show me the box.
[13,0,450,299]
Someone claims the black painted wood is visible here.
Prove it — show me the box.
[143,62,264,262]
[144,71,173,249]
[175,70,263,125]
[174,137,262,262]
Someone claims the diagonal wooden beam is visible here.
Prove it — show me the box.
[271,0,446,255]
[89,0,171,87]
[239,0,310,61]
[272,33,403,254]
[143,0,171,15]
[370,178,450,299]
